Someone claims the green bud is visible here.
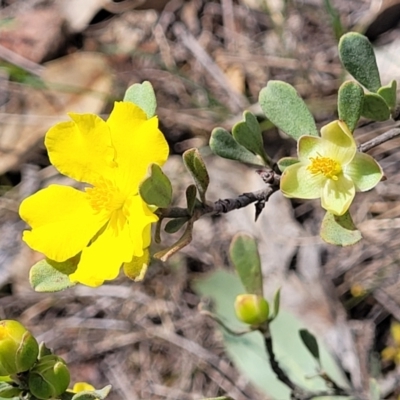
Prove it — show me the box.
[28,355,70,399]
[0,320,39,376]
[234,294,269,325]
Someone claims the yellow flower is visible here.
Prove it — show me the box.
[70,382,95,392]
[280,120,383,216]
[19,102,169,287]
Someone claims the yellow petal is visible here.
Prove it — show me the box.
[321,175,355,216]
[70,211,133,287]
[107,102,169,193]
[320,120,356,165]
[71,382,95,393]
[391,322,400,345]
[297,136,324,162]
[280,163,325,199]
[45,113,115,184]
[19,185,107,262]
[123,248,150,281]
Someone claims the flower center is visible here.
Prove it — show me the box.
[86,178,125,213]
[307,156,342,180]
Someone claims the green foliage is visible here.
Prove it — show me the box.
[139,163,173,208]
[277,157,299,173]
[320,211,362,246]
[29,258,77,292]
[259,81,318,140]
[210,127,266,166]
[183,149,210,203]
[337,81,364,132]
[272,288,281,320]
[378,80,397,111]
[361,93,391,121]
[185,184,197,215]
[0,382,21,399]
[123,81,157,118]
[164,217,189,234]
[229,233,263,296]
[339,32,381,92]
[299,329,321,364]
[232,111,271,166]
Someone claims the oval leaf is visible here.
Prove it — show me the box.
[232,111,271,166]
[186,184,197,215]
[361,93,390,121]
[378,79,397,110]
[338,81,364,132]
[139,164,172,208]
[299,329,320,363]
[29,258,77,292]
[183,149,209,203]
[259,81,318,140]
[210,127,265,166]
[320,211,362,246]
[339,32,381,92]
[123,81,157,118]
[164,217,189,234]
[229,233,263,296]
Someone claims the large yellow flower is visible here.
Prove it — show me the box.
[280,120,383,216]
[19,102,169,287]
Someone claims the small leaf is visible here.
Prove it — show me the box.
[299,329,320,363]
[0,382,22,398]
[273,288,281,319]
[338,81,364,132]
[320,211,362,246]
[164,217,189,234]
[139,164,172,208]
[259,81,318,140]
[369,379,380,400]
[229,233,263,296]
[361,93,390,121]
[339,32,381,92]
[277,157,299,173]
[71,385,112,400]
[210,127,266,166]
[186,184,197,215]
[29,258,77,292]
[232,111,271,166]
[183,149,209,203]
[123,81,157,118]
[378,80,397,110]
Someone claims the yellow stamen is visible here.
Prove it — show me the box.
[307,156,342,180]
[86,178,125,213]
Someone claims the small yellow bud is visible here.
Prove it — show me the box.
[234,294,269,326]
[0,320,39,376]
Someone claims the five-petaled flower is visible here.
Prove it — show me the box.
[19,102,169,287]
[280,120,383,216]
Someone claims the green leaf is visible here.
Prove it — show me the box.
[182,149,209,203]
[71,385,112,400]
[277,157,299,173]
[259,81,318,140]
[0,382,22,398]
[369,379,380,400]
[337,81,364,132]
[299,329,320,364]
[186,184,197,215]
[229,233,263,296]
[320,211,362,246]
[273,288,281,319]
[164,217,189,234]
[210,127,267,166]
[232,111,271,166]
[378,80,397,110]
[361,93,390,121]
[29,258,77,292]
[123,81,157,118]
[339,32,381,92]
[139,164,172,208]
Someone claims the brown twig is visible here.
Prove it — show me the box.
[358,126,400,153]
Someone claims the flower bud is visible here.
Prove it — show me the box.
[28,355,70,399]
[0,320,39,376]
[234,294,269,325]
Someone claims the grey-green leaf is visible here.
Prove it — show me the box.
[320,211,362,246]
[339,32,381,92]
[273,287,281,319]
[378,80,397,110]
[277,157,300,173]
[139,164,172,208]
[299,329,320,364]
[183,149,209,203]
[164,217,189,234]
[229,233,263,296]
[338,81,364,132]
[186,184,197,215]
[361,93,391,121]
[259,81,318,140]
[210,127,266,166]
[232,111,271,166]
[123,81,157,118]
